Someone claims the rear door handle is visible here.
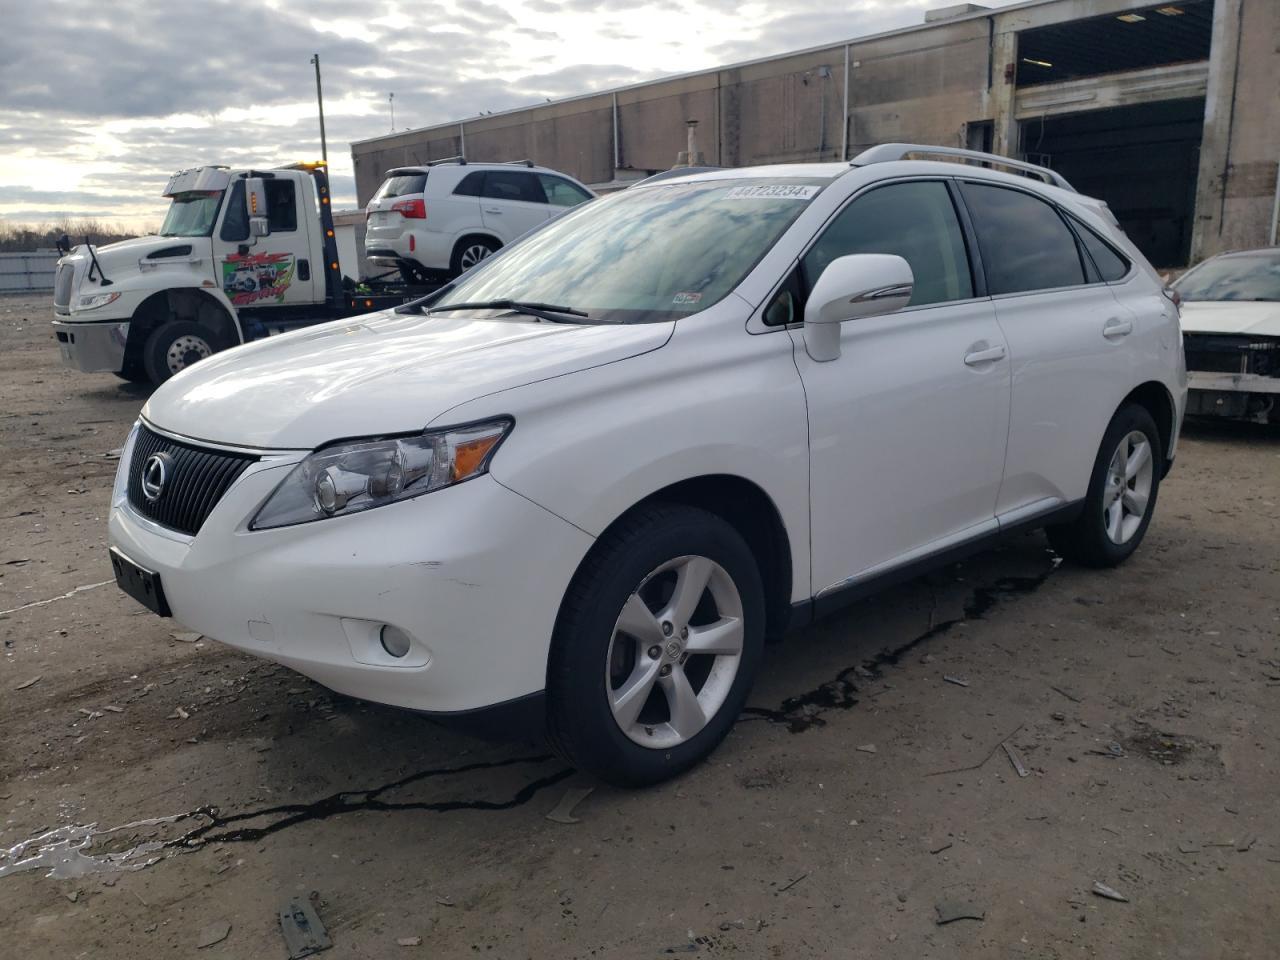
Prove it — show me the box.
[964,344,1007,366]
[1103,317,1133,339]
[483,206,503,214]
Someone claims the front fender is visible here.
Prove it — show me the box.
[431,308,813,602]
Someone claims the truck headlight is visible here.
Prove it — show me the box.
[250,418,512,530]
[77,292,121,310]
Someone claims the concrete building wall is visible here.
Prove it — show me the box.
[1191,0,1280,259]
[350,0,1275,266]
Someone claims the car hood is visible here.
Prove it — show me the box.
[1180,301,1280,337]
[143,310,673,449]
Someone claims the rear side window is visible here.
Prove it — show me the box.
[454,172,485,197]
[264,180,297,232]
[1070,216,1130,282]
[802,180,974,307]
[373,172,428,200]
[483,171,546,204]
[538,174,592,207]
[959,182,1085,295]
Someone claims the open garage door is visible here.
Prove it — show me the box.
[1021,98,1204,268]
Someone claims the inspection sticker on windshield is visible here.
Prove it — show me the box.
[724,184,820,201]
[672,292,703,305]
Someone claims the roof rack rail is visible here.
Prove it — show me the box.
[500,158,536,167]
[850,143,1075,192]
[425,156,467,166]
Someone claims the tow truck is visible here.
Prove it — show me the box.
[51,162,437,384]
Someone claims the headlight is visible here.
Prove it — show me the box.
[111,421,141,508]
[251,418,512,530]
[78,292,121,310]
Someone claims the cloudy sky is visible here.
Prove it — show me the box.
[0,0,1020,230]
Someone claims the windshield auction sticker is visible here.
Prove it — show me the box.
[724,184,821,200]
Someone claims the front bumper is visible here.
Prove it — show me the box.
[1186,370,1280,395]
[108,463,594,713]
[52,318,128,373]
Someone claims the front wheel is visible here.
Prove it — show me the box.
[1047,403,1162,567]
[141,320,220,385]
[547,504,764,787]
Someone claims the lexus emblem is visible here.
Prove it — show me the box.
[141,452,173,502]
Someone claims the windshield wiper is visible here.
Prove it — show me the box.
[426,299,611,324]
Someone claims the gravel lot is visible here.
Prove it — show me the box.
[2,292,1278,959]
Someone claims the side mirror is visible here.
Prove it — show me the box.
[245,177,270,239]
[803,253,914,362]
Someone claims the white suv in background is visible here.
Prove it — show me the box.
[109,145,1185,787]
[364,159,594,282]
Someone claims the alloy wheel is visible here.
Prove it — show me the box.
[1102,429,1153,544]
[605,555,744,749]
[459,244,492,270]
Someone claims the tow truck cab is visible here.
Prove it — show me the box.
[51,163,404,385]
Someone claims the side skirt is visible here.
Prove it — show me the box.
[786,501,1083,632]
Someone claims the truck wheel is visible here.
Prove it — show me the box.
[450,237,499,276]
[142,321,220,385]
[546,504,765,787]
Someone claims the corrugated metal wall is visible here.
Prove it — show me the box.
[0,252,58,292]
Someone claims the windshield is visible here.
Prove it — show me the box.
[431,178,827,323]
[160,191,223,237]
[1175,252,1280,302]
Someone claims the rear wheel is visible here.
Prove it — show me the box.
[141,320,221,385]
[1047,403,1162,567]
[450,237,499,276]
[547,504,764,787]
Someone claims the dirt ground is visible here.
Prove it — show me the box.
[1,291,1278,959]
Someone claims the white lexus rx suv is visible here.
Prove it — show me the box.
[363,159,594,283]
[108,145,1186,786]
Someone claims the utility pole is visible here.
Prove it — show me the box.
[389,92,395,132]
[310,54,327,162]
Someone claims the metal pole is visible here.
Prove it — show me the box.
[310,54,327,162]
[459,121,466,160]
[841,44,850,161]
[389,92,395,132]
[612,91,620,171]
[1270,156,1280,247]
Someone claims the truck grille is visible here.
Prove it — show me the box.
[53,262,75,311]
[1183,334,1279,378]
[126,425,258,536]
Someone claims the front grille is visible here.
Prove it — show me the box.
[53,262,75,310]
[126,425,258,536]
[1184,334,1279,378]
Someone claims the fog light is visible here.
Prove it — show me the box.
[379,624,412,658]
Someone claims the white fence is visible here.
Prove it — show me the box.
[0,251,59,293]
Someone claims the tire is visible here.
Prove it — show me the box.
[1046,403,1162,568]
[141,320,221,385]
[547,504,765,787]
[449,237,499,277]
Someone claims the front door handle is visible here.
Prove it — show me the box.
[963,344,1007,366]
[1103,317,1133,339]
[483,206,503,215]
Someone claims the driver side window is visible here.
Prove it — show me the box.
[801,180,974,308]
[219,181,249,242]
